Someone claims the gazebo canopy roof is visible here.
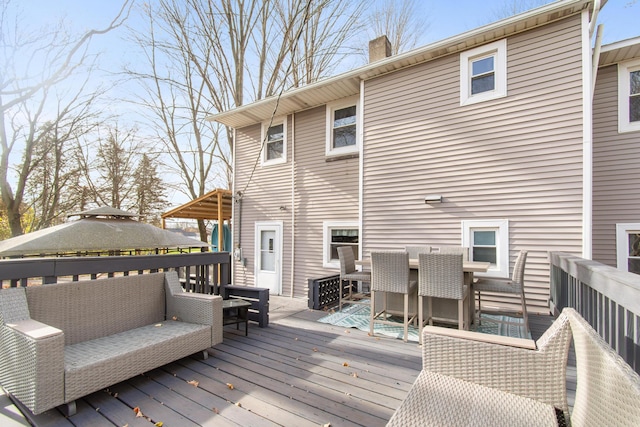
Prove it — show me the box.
[161,189,233,222]
[0,208,209,257]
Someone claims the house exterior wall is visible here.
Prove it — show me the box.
[233,122,293,294]
[593,63,640,267]
[361,15,585,314]
[232,107,359,297]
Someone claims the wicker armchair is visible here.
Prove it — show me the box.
[370,251,417,342]
[474,250,529,334]
[568,309,640,426]
[337,246,371,310]
[387,308,640,426]
[417,253,469,344]
[387,309,573,426]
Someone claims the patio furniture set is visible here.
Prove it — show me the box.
[339,246,528,343]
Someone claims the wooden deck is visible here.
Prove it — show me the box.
[3,301,573,427]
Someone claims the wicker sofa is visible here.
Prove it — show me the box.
[387,308,640,426]
[0,271,222,416]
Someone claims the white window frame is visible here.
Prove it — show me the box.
[326,96,359,157]
[261,116,287,166]
[460,39,507,106]
[323,220,359,269]
[462,219,509,277]
[616,223,640,272]
[618,58,640,133]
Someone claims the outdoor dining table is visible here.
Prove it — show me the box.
[355,258,490,326]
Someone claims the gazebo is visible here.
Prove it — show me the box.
[0,207,209,258]
[161,189,233,252]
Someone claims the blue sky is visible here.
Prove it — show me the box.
[21,1,640,51]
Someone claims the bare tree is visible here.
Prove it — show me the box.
[364,0,430,56]
[127,0,365,240]
[0,0,132,236]
[75,123,165,215]
[24,119,86,231]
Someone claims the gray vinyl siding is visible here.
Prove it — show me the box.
[593,64,640,267]
[361,16,585,314]
[233,107,359,297]
[233,121,293,294]
[292,106,359,297]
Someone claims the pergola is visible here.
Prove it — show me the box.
[161,189,233,251]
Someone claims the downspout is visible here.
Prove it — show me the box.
[290,113,295,298]
[581,6,598,259]
[589,0,601,37]
[592,24,604,100]
[358,80,365,260]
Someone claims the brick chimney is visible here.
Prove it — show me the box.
[369,35,392,63]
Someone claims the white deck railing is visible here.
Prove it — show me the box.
[548,251,640,374]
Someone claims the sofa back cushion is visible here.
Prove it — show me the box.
[26,273,166,345]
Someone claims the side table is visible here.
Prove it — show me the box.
[222,299,252,336]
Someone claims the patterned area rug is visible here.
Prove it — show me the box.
[318,301,531,343]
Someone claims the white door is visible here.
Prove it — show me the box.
[255,222,283,295]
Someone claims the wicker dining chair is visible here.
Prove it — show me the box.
[404,246,432,259]
[337,246,371,311]
[418,253,469,344]
[438,246,470,261]
[474,250,529,334]
[370,251,417,342]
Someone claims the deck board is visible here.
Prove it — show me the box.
[2,304,576,427]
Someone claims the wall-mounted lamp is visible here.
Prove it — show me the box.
[424,195,443,204]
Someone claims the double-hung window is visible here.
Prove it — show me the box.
[616,224,640,274]
[618,58,640,133]
[262,117,287,166]
[462,219,509,277]
[323,221,359,268]
[326,96,359,156]
[460,39,507,106]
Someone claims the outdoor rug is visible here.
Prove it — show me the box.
[318,301,531,343]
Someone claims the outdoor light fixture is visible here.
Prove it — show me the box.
[424,195,443,203]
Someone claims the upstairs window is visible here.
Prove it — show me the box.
[460,39,507,106]
[262,118,287,166]
[618,59,640,133]
[326,97,359,156]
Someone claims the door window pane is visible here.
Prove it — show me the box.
[260,230,276,271]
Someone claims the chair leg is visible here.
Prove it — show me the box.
[427,297,433,326]
[403,293,409,343]
[521,292,529,335]
[418,296,424,345]
[369,291,375,336]
[458,300,464,330]
[477,291,482,326]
